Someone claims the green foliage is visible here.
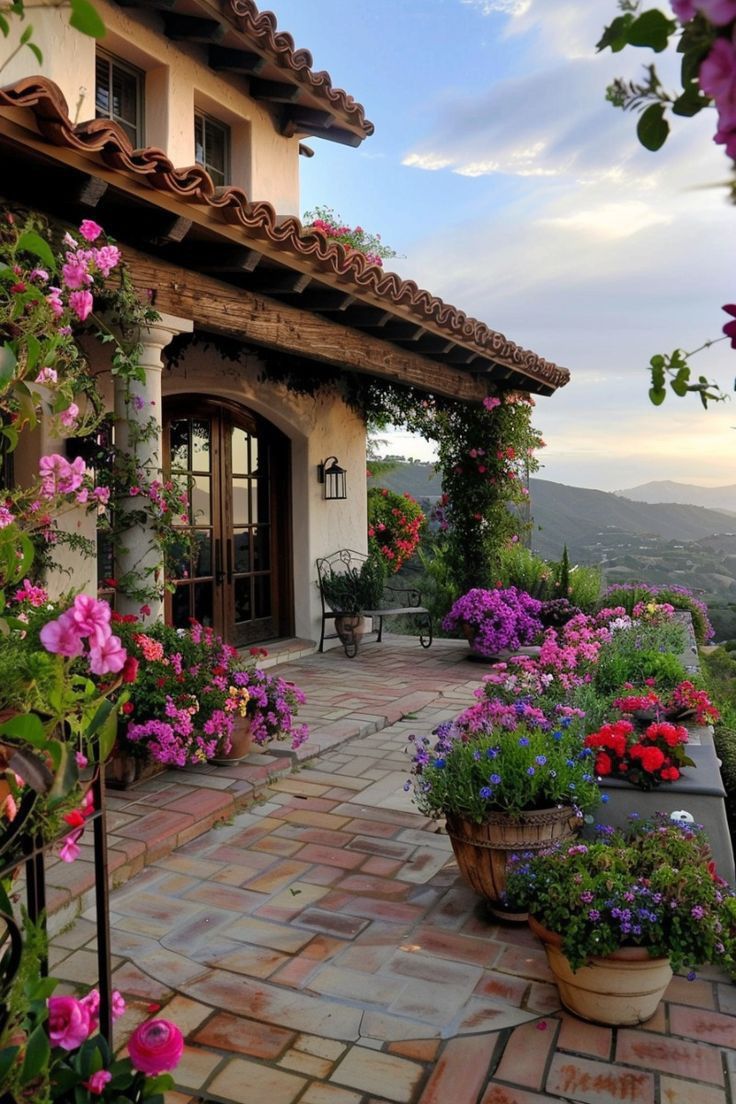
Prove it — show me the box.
[408,719,600,822]
[496,544,601,611]
[507,815,735,973]
[319,555,387,614]
[593,626,688,696]
[648,347,725,409]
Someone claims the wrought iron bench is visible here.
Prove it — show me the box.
[316,549,433,658]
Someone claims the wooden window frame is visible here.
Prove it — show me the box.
[194,110,231,188]
[95,49,145,147]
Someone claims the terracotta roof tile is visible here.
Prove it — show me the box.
[228,0,374,138]
[0,76,569,392]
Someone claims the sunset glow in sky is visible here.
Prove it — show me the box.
[275,0,734,491]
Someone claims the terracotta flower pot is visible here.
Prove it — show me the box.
[528,915,672,1025]
[445,806,582,920]
[212,717,253,765]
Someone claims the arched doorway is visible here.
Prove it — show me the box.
[163,398,293,646]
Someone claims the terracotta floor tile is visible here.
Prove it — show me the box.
[664,975,716,1009]
[171,1044,223,1090]
[546,1053,655,1104]
[668,1003,736,1047]
[616,1029,724,1085]
[556,1013,612,1060]
[388,1039,440,1063]
[330,1046,424,1103]
[659,1077,727,1104]
[418,1034,495,1104]
[473,971,529,1007]
[294,908,369,940]
[494,1019,558,1091]
[278,1049,335,1078]
[207,1057,306,1104]
[300,1085,362,1104]
[481,1086,560,1104]
[193,1011,295,1059]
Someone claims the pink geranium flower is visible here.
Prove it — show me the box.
[89,632,127,675]
[69,289,94,322]
[79,219,103,242]
[70,593,111,645]
[40,610,84,658]
[59,402,79,428]
[699,38,736,107]
[47,995,91,1049]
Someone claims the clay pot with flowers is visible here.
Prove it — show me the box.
[110,619,308,779]
[407,709,600,918]
[507,814,736,1025]
[442,587,544,660]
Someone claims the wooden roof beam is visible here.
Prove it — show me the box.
[248,271,312,294]
[74,174,108,208]
[122,245,488,403]
[115,0,178,9]
[163,14,227,43]
[208,46,266,76]
[249,79,301,104]
[297,291,355,312]
[187,245,262,273]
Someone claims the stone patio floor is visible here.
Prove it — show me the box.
[48,637,736,1104]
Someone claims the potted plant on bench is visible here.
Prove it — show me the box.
[319,553,387,655]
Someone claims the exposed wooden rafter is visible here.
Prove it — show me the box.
[163,13,227,44]
[74,175,108,208]
[249,79,301,104]
[208,45,266,76]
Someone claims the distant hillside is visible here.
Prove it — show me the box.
[618,480,736,514]
[528,479,736,561]
[368,463,736,639]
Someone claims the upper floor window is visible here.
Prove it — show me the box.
[95,51,144,147]
[194,112,230,188]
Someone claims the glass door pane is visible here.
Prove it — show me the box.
[166,415,216,630]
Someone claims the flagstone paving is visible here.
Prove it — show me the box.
[47,637,736,1104]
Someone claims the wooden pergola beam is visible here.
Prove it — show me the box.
[121,245,489,403]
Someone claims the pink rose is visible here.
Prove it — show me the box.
[79,219,103,242]
[47,995,91,1049]
[83,1070,112,1095]
[128,1019,184,1075]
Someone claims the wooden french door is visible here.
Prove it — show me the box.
[164,399,292,646]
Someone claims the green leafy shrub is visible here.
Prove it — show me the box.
[367,487,425,573]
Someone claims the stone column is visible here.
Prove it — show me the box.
[113,313,193,621]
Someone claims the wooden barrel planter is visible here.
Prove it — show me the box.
[445,805,582,920]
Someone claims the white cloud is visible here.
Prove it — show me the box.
[462,0,532,14]
[402,152,454,171]
[538,201,673,241]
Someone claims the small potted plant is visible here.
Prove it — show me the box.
[406,714,600,917]
[320,554,386,649]
[442,587,544,660]
[506,814,735,1025]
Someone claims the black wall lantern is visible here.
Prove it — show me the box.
[317,456,347,500]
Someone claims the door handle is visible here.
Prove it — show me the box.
[226,538,233,584]
[215,538,224,585]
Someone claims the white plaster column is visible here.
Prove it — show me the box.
[113,313,193,621]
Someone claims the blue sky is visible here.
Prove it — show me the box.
[274,0,734,492]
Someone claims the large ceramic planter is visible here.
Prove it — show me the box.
[528,916,672,1026]
[212,717,253,765]
[445,806,581,919]
[335,615,366,658]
